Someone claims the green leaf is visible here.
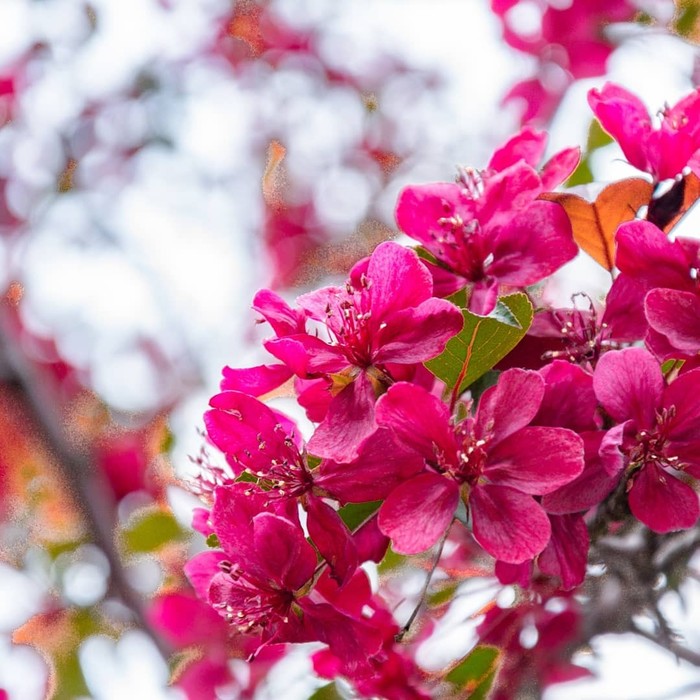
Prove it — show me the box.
[338,500,382,531]
[308,682,343,700]
[446,645,500,699]
[675,1,700,37]
[121,509,189,554]
[586,119,614,152]
[425,293,533,397]
[52,652,90,700]
[206,533,221,548]
[567,119,614,187]
[428,582,459,608]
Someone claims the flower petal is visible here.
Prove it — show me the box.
[486,426,584,495]
[378,473,458,554]
[593,347,663,427]
[470,484,551,563]
[475,368,545,446]
[307,371,377,462]
[628,463,699,533]
[375,382,458,465]
[645,288,700,355]
[538,514,589,590]
[373,297,463,364]
[367,241,433,318]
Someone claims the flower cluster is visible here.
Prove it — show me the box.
[185,84,700,699]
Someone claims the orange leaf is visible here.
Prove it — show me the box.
[542,178,653,270]
[262,139,287,204]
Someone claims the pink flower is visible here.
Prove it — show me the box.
[612,220,700,356]
[588,83,700,181]
[262,241,463,460]
[593,347,700,532]
[186,485,384,665]
[374,369,584,563]
[395,130,578,313]
[204,391,361,584]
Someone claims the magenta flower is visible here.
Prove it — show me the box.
[186,485,384,666]
[374,369,584,563]
[395,130,578,313]
[204,390,364,584]
[588,82,700,181]
[593,347,700,532]
[262,240,463,460]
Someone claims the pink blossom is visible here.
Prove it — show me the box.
[374,369,584,562]
[262,241,463,460]
[588,83,700,181]
[593,347,700,532]
[395,131,577,313]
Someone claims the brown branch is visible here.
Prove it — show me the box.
[0,306,171,659]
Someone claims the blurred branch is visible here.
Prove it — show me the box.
[631,622,700,667]
[0,303,171,659]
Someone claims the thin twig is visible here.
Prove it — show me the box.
[397,528,450,641]
[0,304,171,659]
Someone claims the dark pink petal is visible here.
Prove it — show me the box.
[628,463,699,533]
[253,513,317,590]
[423,259,467,298]
[538,514,589,590]
[307,371,377,462]
[352,514,390,564]
[375,381,458,465]
[645,288,700,355]
[208,390,282,443]
[265,335,347,376]
[296,286,344,323]
[542,429,624,514]
[302,600,383,673]
[486,426,584,495]
[663,369,700,443]
[476,368,545,446]
[296,377,332,422]
[395,182,468,248]
[211,484,268,560]
[367,241,433,318]
[494,560,532,588]
[539,147,580,190]
[316,428,425,502]
[615,221,692,291]
[593,347,663,427]
[192,507,213,537]
[177,658,235,700]
[149,593,227,649]
[477,163,542,230]
[488,200,577,286]
[536,361,597,432]
[487,127,547,172]
[184,550,228,601]
[378,473,458,554]
[253,289,305,336]
[468,278,499,316]
[306,496,357,587]
[220,363,293,396]
[588,83,652,173]
[373,298,463,364]
[470,484,551,563]
[601,274,648,341]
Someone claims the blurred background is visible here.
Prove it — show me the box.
[1,0,700,698]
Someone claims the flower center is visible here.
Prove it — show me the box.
[324,275,375,368]
[628,406,681,473]
[244,425,313,500]
[214,561,294,634]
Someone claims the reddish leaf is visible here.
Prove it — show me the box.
[542,178,653,270]
[648,171,700,232]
